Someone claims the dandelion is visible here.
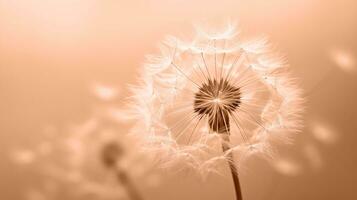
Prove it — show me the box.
[128,23,304,200]
[12,105,157,200]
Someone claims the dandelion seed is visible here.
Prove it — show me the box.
[91,83,119,101]
[311,121,337,145]
[129,24,304,200]
[273,158,302,176]
[329,48,356,73]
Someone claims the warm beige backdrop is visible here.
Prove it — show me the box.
[1,0,356,200]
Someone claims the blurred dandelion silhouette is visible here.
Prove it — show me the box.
[12,86,158,200]
[128,23,304,199]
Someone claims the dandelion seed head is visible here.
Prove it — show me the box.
[194,78,241,133]
[129,24,304,174]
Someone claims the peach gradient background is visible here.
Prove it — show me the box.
[1,0,357,200]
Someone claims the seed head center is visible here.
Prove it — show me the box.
[213,98,221,104]
[193,78,241,133]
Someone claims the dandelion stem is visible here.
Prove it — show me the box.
[221,134,243,200]
[116,168,144,200]
[101,142,144,200]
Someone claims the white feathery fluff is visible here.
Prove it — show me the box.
[128,24,304,175]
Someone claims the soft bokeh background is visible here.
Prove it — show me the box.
[1,0,356,199]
